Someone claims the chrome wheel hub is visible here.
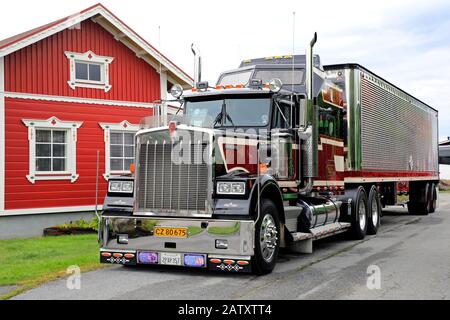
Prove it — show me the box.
[359,200,367,231]
[260,214,278,262]
[371,197,379,227]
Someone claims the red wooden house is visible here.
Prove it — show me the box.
[0,3,192,235]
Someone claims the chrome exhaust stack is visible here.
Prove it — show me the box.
[191,43,202,86]
[298,32,318,195]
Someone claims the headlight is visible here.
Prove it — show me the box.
[170,84,183,99]
[108,180,134,193]
[217,182,246,195]
[268,78,283,92]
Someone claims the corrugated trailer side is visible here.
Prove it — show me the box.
[324,64,439,183]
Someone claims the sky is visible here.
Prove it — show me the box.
[1,0,450,176]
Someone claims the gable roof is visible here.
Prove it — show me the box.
[0,3,193,88]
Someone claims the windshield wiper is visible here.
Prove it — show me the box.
[213,112,223,127]
[225,112,235,127]
[213,100,235,127]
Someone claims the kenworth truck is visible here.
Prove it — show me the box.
[99,34,439,274]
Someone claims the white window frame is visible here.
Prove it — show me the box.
[99,120,139,180]
[35,129,68,174]
[65,50,114,92]
[22,116,83,184]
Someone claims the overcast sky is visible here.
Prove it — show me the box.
[1,0,450,176]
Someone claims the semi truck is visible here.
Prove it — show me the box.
[99,34,439,274]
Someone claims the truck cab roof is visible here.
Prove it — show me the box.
[215,54,323,95]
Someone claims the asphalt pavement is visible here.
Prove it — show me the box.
[13,193,450,300]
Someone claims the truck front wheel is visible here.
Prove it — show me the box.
[252,199,280,275]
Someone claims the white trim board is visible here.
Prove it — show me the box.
[5,92,157,108]
[0,56,5,212]
[1,205,103,217]
[344,176,440,183]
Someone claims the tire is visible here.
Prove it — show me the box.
[429,183,437,213]
[252,199,280,275]
[348,187,368,240]
[367,186,381,235]
[408,182,430,215]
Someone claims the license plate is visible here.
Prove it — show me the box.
[154,227,188,238]
[160,252,182,266]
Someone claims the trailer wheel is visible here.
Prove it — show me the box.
[348,187,368,240]
[367,186,381,235]
[252,199,280,275]
[408,182,430,215]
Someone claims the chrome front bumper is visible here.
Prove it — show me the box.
[100,216,255,257]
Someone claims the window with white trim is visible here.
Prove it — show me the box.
[99,121,139,180]
[35,129,68,172]
[22,117,83,183]
[110,131,135,172]
[65,50,114,92]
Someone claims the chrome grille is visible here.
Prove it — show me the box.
[360,72,438,172]
[136,132,209,213]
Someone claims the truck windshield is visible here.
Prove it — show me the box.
[185,98,271,128]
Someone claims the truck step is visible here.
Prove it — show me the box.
[291,222,351,242]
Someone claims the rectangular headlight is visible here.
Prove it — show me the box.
[108,181,134,193]
[216,181,245,195]
[121,181,134,192]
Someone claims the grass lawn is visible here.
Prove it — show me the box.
[0,234,105,299]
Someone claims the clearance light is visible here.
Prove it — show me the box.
[210,258,222,264]
[113,253,123,258]
[223,260,235,265]
[235,84,244,88]
[259,163,268,174]
[129,163,135,174]
[215,85,223,90]
[169,121,177,138]
[224,84,233,89]
[237,261,249,266]
[124,253,135,259]
[191,88,198,92]
[101,252,112,257]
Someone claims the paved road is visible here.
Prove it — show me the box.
[14,194,450,300]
